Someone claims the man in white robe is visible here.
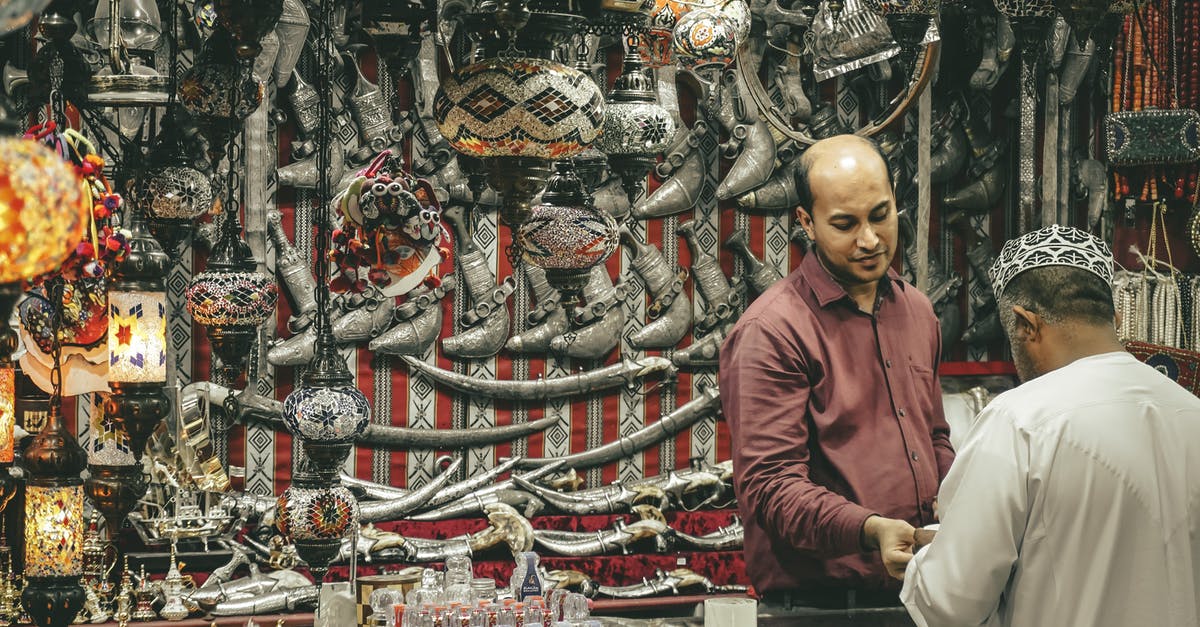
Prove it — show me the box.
[891,225,1200,626]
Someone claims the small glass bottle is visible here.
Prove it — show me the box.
[471,577,497,604]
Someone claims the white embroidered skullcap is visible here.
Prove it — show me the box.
[988,225,1114,298]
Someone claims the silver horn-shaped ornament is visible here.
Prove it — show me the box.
[734,161,798,211]
[621,227,692,350]
[679,220,742,335]
[331,289,395,343]
[632,123,711,219]
[441,205,513,359]
[506,265,568,354]
[550,267,626,361]
[717,119,776,201]
[369,278,454,356]
[724,228,783,295]
[510,386,721,470]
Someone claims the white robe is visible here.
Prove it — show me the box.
[901,351,1200,627]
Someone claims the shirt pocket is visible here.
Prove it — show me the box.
[908,363,940,425]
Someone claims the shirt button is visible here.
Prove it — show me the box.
[885,359,893,368]
[898,408,906,417]
[910,451,919,461]
[920,501,932,513]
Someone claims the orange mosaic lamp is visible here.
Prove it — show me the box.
[433,55,604,228]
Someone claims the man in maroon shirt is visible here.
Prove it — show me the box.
[719,134,954,611]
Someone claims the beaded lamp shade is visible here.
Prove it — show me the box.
[433,57,604,160]
[0,138,88,285]
[129,165,214,221]
[595,47,676,201]
[178,60,264,121]
[594,64,675,157]
[993,0,1056,17]
[87,395,135,466]
[107,291,167,384]
[276,479,359,581]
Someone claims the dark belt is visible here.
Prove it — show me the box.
[759,587,903,611]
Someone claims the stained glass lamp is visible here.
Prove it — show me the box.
[516,161,618,302]
[434,56,604,228]
[594,42,676,202]
[275,470,359,582]
[22,387,87,626]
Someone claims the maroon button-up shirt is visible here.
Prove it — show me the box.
[719,251,954,593]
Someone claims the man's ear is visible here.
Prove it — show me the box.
[1011,305,1041,342]
[796,207,815,241]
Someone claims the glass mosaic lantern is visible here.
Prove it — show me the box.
[594,45,676,202]
[22,398,88,627]
[0,138,88,287]
[185,211,278,386]
[84,394,147,535]
[516,161,619,301]
[433,56,605,228]
[638,0,689,68]
[177,27,264,160]
[671,3,743,71]
[275,474,359,582]
[126,110,215,255]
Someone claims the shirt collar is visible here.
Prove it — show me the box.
[801,249,904,309]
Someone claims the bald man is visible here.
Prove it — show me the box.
[720,135,954,613]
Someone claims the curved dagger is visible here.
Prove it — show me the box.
[399,355,674,401]
[507,386,721,470]
[185,382,560,449]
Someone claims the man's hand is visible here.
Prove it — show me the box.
[862,515,916,580]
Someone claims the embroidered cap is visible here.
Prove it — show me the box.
[989,225,1114,299]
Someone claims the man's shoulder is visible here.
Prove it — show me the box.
[733,266,816,330]
[887,274,938,321]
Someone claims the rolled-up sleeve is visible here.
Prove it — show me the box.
[720,318,876,557]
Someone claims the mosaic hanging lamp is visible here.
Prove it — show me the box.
[127,109,216,255]
[22,283,87,627]
[862,0,941,79]
[87,208,167,532]
[638,0,689,68]
[275,468,358,582]
[83,394,146,538]
[433,55,605,228]
[0,137,89,288]
[671,0,747,72]
[594,42,676,203]
[177,27,264,162]
[516,161,619,302]
[184,208,278,386]
[277,0,367,584]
